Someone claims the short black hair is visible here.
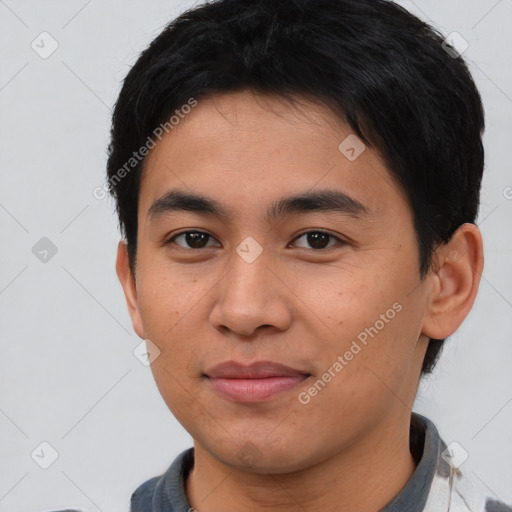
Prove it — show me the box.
[106,0,485,376]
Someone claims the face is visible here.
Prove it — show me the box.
[123,90,432,473]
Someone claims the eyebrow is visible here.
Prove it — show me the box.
[147,188,370,222]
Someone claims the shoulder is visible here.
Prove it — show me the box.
[129,448,195,512]
[412,414,511,512]
[130,475,161,512]
[451,471,512,511]
[424,429,511,510]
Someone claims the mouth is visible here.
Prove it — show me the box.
[204,360,312,403]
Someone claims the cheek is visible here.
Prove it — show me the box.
[137,260,199,325]
[301,263,422,383]
[136,276,195,372]
[290,263,403,339]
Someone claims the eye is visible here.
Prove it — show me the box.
[164,229,346,251]
[165,230,219,250]
[291,230,345,250]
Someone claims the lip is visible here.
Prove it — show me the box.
[205,360,309,379]
[204,360,311,403]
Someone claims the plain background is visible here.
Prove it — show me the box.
[0,1,511,510]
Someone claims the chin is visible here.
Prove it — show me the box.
[201,435,316,474]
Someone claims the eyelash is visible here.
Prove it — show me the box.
[164,230,346,251]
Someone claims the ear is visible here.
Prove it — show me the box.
[421,223,484,340]
[116,240,145,339]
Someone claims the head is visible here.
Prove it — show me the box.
[108,0,484,473]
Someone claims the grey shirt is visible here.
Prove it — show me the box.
[130,413,511,512]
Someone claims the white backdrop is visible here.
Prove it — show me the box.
[0,1,511,510]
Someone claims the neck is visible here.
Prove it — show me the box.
[185,412,418,512]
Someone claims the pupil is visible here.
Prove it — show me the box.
[187,232,207,248]
[308,232,328,249]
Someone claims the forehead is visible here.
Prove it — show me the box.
[138,90,406,221]
[142,90,350,175]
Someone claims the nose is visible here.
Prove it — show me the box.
[209,244,293,337]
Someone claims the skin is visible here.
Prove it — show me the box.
[116,89,483,512]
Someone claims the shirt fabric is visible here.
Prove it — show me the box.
[130,413,511,512]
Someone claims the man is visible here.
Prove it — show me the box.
[106,0,511,510]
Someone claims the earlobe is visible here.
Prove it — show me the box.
[116,240,145,339]
[421,223,484,340]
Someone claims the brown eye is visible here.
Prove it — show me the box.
[292,231,344,250]
[167,231,218,249]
